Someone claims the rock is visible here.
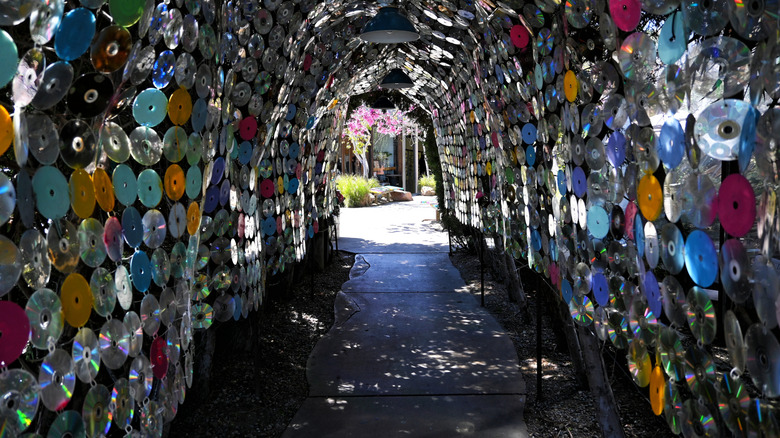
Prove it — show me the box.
[390,190,413,201]
[420,186,435,196]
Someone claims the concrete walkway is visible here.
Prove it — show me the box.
[283,197,528,437]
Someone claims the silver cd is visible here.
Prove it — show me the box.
[72,327,100,383]
[129,355,153,403]
[99,319,130,370]
[38,349,76,411]
[124,310,143,358]
[0,368,39,435]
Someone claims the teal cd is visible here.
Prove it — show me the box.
[32,166,70,219]
[587,205,609,239]
[54,8,96,61]
[0,29,18,88]
[186,165,202,199]
[112,164,137,207]
[658,11,687,65]
[137,169,163,208]
[133,88,168,127]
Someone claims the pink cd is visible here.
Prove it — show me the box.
[238,116,257,141]
[303,54,312,71]
[718,174,756,237]
[313,219,319,234]
[103,216,124,262]
[0,301,30,366]
[609,0,642,31]
[510,25,530,48]
[150,336,168,379]
[260,179,275,198]
[624,202,638,240]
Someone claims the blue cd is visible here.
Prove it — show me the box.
[635,214,645,256]
[592,272,609,306]
[191,98,208,132]
[685,230,718,287]
[658,118,684,170]
[211,157,225,184]
[530,229,542,251]
[288,178,299,194]
[130,250,151,292]
[136,169,162,208]
[526,145,536,166]
[219,179,230,206]
[122,206,143,248]
[130,250,152,292]
[738,105,759,173]
[288,142,300,159]
[660,223,685,274]
[572,166,587,197]
[32,166,70,219]
[262,217,276,236]
[521,123,537,144]
[606,131,626,168]
[657,11,687,65]
[203,185,219,213]
[642,271,662,318]
[285,104,296,121]
[133,88,168,127]
[233,293,242,321]
[151,50,176,89]
[561,279,573,305]
[306,116,316,129]
[54,8,95,61]
[112,164,137,207]
[238,141,252,164]
[587,205,609,239]
[185,166,202,199]
[557,169,567,195]
[16,169,34,228]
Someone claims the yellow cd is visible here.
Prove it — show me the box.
[564,70,578,102]
[61,273,94,328]
[164,164,186,201]
[628,338,652,387]
[92,167,115,212]
[650,365,666,416]
[277,176,284,195]
[187,201,200,235]
[0,105,12,156]
[69,169,96,219]
[168,88,192,126]
[637,174,663,221]
[486,161,492,175]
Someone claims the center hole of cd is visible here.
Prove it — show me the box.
[107,42,119,57]
[54,372,62,385]
[73,137,85,152]
[84,90,98,104]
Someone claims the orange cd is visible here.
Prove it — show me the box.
[61,272,94,328]
[564,70,579,102]
[637,174,663,221]
[649,365,665,416]
[90,25,132,73]
[69,169,96,219]
[168,88,192,126]
[92,167,115,212]
[0,105,12,156]
[164,164,185,201]
[187,201,200,235]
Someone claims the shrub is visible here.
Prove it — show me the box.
[336,174,380,207]
[418,174,437,190]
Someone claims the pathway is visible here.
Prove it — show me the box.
[283,197,528,437]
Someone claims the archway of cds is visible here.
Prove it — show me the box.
[0,0,778,436]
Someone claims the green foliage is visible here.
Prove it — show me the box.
[336,175,380,207]
[418,174,437,190]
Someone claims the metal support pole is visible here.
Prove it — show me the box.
[536,274,543,402]
[401,127,406,190]
[448,227,452,255]
[309,237,315,296]
[413,126,419,193]
[479,233,485,307]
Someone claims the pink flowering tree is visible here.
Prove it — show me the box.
[342,104,420,178]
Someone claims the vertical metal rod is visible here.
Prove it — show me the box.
[536,275,543,402]
[309,238,315,296]
[479,234,485,307]
[448,227,452,255]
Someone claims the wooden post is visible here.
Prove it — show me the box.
[577,324,626,438]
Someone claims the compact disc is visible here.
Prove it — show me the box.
[59,119,97,169]
[694,99,756,162]
[122,206,144,248]
[663,168,684,223]
[12,48,45,108]
[684,345,717,402]
[607,309,629,349]
[90,25,132,73]
[617,32,656,80]
[0,301,29,366]
[718,174,755,237]
[684,230,717,288]
[142,209,167,248]
[89,267,116,318]
[628,338,652,387]
[716,372,749,435]
[103,217,123,263]
[111,378,134,429]
[72,327,100,383]
[610,0,642,31]
[130,250,152,293]
[82,383,111,437]
[49,410,86,438]
[140,293,161,336]
[658,118,685,170]
[150,337,168,379]
[0,368,39,435]
[93,168,115,212]
[33,166,69,219]
[687,286,717,345]
[66,72,113,118]
[657,326,685,382]
[719,239,751,303]
[664,380,683,434]
[31,61,73,110]
[637,174,662,221]
[745,323,780,397]
[603,93,628,130]
[61,272,93,328]
[214,294,236,322]
[682,0,729,35]
[124,310,143,358]
[19,229,51,289]
[100,121,131,163]
[659,223,684,274]
[649,366,665,415]
[25,288,63,350]
[723,310,746,372]
[129,126,163,166]
[661,276,687,328]
[657,11,687,65]
[38,349,76,411]
[112,163,137,206]
[54,7,95,61]
[682,173,717,228]
[192,302,214,329]
[586,205,609,239]
[78,218,106,267]
[129,355,153,402]
[644,222,659,269]
[682,398,718,437]
[753,261,779,329]
[569,294,594,326]
[99,318,129,370]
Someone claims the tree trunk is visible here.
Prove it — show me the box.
[577,324,626,438]
[556,298,589,389]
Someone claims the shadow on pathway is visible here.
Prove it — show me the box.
[283,197,528,437]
